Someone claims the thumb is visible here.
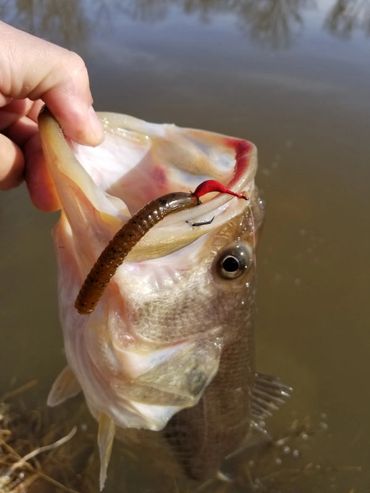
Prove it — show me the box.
[42,61,104,146]
[0,21,103,145]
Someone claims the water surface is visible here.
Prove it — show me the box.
[0,1,369,491]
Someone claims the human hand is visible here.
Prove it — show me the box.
[0,21,104,210]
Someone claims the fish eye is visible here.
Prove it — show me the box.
[216,244,252,280]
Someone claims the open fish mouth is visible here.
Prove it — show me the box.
[39,110,257,265]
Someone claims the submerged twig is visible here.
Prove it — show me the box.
[7,426,77,474]
[0,380,38,402]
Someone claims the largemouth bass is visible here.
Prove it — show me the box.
[38,109,291,489]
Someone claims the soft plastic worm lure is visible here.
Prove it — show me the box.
[75,180,247,314]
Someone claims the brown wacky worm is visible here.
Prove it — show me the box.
[75,180,247,315]
[75,192,199,314]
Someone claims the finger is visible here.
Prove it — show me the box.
[24,133,60,211]
[5,115,38,147]
[0,22,103,146]
[0,95,12,106]
[42,64,104,146]
[0,99,34,130]
[0,133,24,190]
[27,100,44,122]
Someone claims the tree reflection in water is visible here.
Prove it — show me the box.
[0,0,369,48]
[237,0,314,48]
[325,0,370,38]
[111,0,172,23]
[0,0,89,46]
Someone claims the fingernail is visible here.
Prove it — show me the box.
[85,106,104,145]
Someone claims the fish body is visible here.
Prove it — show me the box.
[38,110,290,488]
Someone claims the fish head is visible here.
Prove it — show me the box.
[39,110,263,433]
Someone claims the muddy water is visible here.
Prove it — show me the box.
[0,1,369,491]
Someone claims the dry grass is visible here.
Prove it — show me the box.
[0,381,97,493]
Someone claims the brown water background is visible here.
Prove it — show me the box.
[0,1,369,491]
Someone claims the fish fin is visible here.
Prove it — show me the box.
[47,366,81,407]
[251,372,293,421]
[98,413,116,491]
[225,422,271,461]
[226,375,292,461]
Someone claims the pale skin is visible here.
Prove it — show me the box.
[0,21,104,210]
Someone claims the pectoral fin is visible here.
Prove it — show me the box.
[132,338,221,406]
[47,366,81,407]
[251,372,293,421]
[98,413,116,491]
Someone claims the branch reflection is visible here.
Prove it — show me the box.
[325,0,370,38]
[0,0,89,47]
[237,0,314,48]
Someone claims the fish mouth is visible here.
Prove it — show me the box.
[38,108,257,261]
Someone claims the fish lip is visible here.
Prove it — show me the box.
[38,107,129,222]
